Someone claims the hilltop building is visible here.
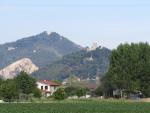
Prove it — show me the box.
[86,43,98,52]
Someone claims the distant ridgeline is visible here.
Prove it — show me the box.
[0,31,111,80]
[0,31,82,69]
[34,46,111,81]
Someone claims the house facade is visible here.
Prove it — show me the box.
[37,80,61,97]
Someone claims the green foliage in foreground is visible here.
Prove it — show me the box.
[65,86,88,97]
[0,101,150,113]
[0,79,18,102]
[53,88,66,100]
[104,42,150,97]
[0,71,41,102]
[15,71,37,95]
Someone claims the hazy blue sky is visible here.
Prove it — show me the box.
[0,0,150,49]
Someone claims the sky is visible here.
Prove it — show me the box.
[0,0,150,49]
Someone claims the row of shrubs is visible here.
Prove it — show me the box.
[0,71,102,102]
[53,86,90,100]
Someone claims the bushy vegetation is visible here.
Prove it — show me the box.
[94,86,103,96]
[53,88,66,100]
[0,79,19,102]
[65,86,89,98]
[0,101,149,113]
[0,71,41,102]
[103,43,150,97]
[52,86,90,100]
[15,71,37,95]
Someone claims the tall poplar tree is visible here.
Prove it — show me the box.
[103,42,150,97]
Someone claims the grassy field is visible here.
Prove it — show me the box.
[0,100,150,113]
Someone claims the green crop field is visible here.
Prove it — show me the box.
[0,100,150,113]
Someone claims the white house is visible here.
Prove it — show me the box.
[37,80,61,97]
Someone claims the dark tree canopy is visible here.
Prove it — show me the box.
[0,71,41,102]
[15,71,37,94]
[53,88,66,100]
[0,79,19,102]
[103,43,150,97]
[65,86,89,97]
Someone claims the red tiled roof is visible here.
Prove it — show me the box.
[38,80,61,86]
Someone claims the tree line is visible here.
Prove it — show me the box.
[0,71,90,101]
[101,42,150,98]
[0,71,41,102]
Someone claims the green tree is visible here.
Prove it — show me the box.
[0,80,19,102]
[65,86,79,97]
[15,71,36,95]
[53,88,66,100]
[94,86,103,96]
[76,88,87,98]
[104,43,150,97]
[32,88,42,98]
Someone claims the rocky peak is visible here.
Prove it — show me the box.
[0,58,39,79]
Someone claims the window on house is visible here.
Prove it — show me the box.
[45,86,48,90]
[41,86,43,90]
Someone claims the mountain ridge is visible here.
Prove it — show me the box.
[0,31,82,69]
[34,46,111,81]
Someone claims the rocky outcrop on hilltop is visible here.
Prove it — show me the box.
[0,58,39,79]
